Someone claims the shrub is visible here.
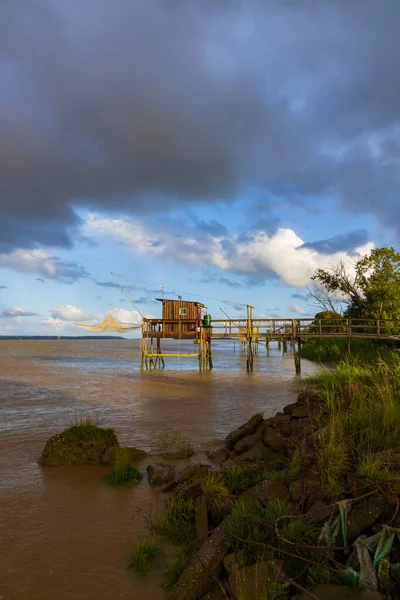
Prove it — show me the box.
[128,536,161,575]
[163,551,192,589]
[155,498,196,545]
[104,448,143,485]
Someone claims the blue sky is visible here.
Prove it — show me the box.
[1,1,399,336]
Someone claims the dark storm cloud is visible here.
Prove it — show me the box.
[1,0,400,249]
[301,230,369,254]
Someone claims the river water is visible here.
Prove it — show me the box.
[0,339,320,599]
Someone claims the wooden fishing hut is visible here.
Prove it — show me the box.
[141,298,213,370]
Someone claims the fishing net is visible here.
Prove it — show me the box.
[74,313,142,332]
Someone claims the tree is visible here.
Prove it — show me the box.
[312,247,400,320]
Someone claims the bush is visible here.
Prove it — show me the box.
[163,551,192,589]
[128,536,161,575]
[155,498,197,545]
[104,448,143,485]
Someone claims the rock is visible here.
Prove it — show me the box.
[290,478,321,507]
[229,560,284,599]
[169,521,229,600]
[307,501,333,524]
[283,402,300,415]
[178,464,211,484]
[38,425,119,467]
[241,480,289,509]
[223,550,246,574]
[234,442,269,462]
[199,588,226,600]
[337,495,387,545]
[235,432,262,454]
[126,447,147,461]
[207,448,230,463]
[266,414,292,427]
[297,391,322,405]
[160,480,178,493]
[291,405,311,419]
[162,447,194,460]
[172,475,206,501]
[225,413,264,451]
[263,426,287,453]
[146,463,175,485]
[299,584,384,600]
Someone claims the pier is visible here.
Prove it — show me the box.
[141,310,400,373]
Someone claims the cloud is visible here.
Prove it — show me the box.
[288,303,311,316]
[0,249,90,282]
[0,306,38,318]
[292,293,308,301]
[36,278,45,283]
[300,230,369,254]
[0,285,7,289]
[87,213,374,287]
[1,1,400,250]
[50,304,84,321]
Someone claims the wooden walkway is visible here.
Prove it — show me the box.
[141,317,400,372]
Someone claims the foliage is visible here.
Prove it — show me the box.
[163,550,192,589]
[155,498,197,545]
[227,499,316,575]
[312,246,400,320]
[222,465,256,494]
[128,536,161,575]
[201,473,231,511]
[150,428,192,457]
[104,448,143,485]
[63,414,116,443]
[300,338,391,363]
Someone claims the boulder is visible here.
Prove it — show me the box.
[297,391,322,405]
[307,501,333,524]
[172,475,206,501]
[291,405,311,419]
[199,589,226,600]
[263,426,287,453]
[207,448,230,463]
[283,402,300,415]
[162,447,194,460]
[169,521,229,600]
[299,584,384,600]
[38,424,119,467]
[290,477,321,507]
[235,432,262,455]
[337,495,387,545]
[178,464,211,484]
[234,442,269,462]
[223,550,246,574]
[241,480,289,509]
[146,463,175,485]
[228,560,284,599]
[225,413,264,451]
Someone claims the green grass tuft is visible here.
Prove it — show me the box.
[155,498,197,545]
[104,448,143,485]
[128,536,161,575]
[222,465,255,494]
[163,550,192,589]
[63,415,116,443]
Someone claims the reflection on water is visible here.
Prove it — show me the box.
[0,340,320,599]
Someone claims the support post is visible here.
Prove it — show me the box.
[347,318,352,355]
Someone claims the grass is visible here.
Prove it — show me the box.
[63,415,117,443]
[304,354,400,494]
[163,550,192,589]
[222,465,256,494]
[128,536,161,575]
[155,498,197,545]
[104,448,143,485]
[200,473,231,512]
[300,338,397,364]
[227,498,316,574]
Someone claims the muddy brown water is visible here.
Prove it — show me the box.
[0,339,320,599]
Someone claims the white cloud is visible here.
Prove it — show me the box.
[0,249,89,282]
[0,306,38,318]
[41,317,65,330]
[50,305,84,321]
[288,303,308,316]
[85,214,374,288]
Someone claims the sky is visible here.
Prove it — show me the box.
[1,0,399,336]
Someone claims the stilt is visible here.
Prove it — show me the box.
[278,340,282,352]
[246,336,254,371]
[208,337,213,370]
[266,339,270,355]
[293,337,301,375]
[155,338,165,368]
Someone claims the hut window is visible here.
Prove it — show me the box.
[179,308,187,316]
